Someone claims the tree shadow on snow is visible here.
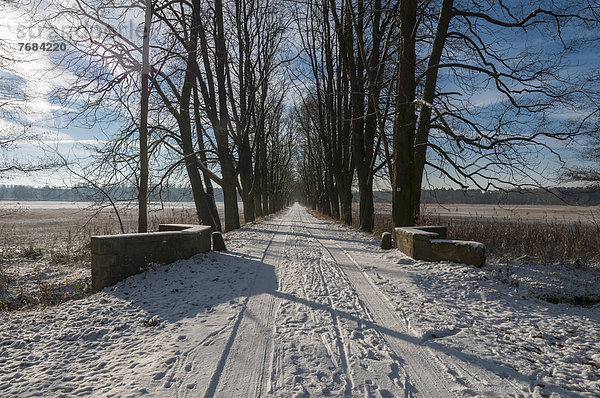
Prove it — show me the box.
[102,248,277,325]
[104,238,534,394]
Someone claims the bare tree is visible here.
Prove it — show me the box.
[225,0,290,222]
[33,0,221,230]
[293,0,355,223]
[295,0,397,230]
[405,0,600,224]
[16,0,295,235]
[391,0,418,227]
[138,0,152,232]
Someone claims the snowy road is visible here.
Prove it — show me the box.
[1,204,599,397]
[209,205,462,397]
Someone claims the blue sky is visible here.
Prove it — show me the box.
[0,0,598,189]
[0,1,142,186]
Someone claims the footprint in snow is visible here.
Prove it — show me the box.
[165,357,176,365]
[143,316,160,327]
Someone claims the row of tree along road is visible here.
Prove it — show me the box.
[0,0,599,233]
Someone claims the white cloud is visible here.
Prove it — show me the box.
[0,2,82,125]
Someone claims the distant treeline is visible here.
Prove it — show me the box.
[1,184,599,206]
[372,187,600,206]
[0,184,224,202]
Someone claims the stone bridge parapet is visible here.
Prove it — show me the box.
[394,225,485,267]
[91,224,212,291]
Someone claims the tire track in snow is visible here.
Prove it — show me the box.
[313,244,355,395]
[292,206,406,396]
[269,210,352,396]
[286,208,355,395]
[298,207,458,397]
[203,212,289,398]
[301,206,528,396]
[345,245,528,396]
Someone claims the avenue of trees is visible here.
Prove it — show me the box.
[2,0,599,232]
[28,0,296,232]
[295,0,600,230]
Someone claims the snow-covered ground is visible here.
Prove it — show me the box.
[1,204,599,397]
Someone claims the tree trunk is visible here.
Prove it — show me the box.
[321,167,332,217]
[264,190,271,214]
[193,83,222,231]
[214,0,240,231]
[238,134,256,223]
[261,143,270,215]
[222,178,240,230]
[339,185,353,225]
[181,76,218,230]
[137,0,151,233]
[253,137,264,218]
[358,178,374,231]
[254,191,263,217]
[413,0,454,221]
[392,0,418,227]
[338,53,354,226]
[240,185,255,223]
[329,177,340,219]
[179,8,218,231]
[233,0,255,224]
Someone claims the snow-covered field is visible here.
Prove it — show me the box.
[1,204,599,397]
[373,202,600,225]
